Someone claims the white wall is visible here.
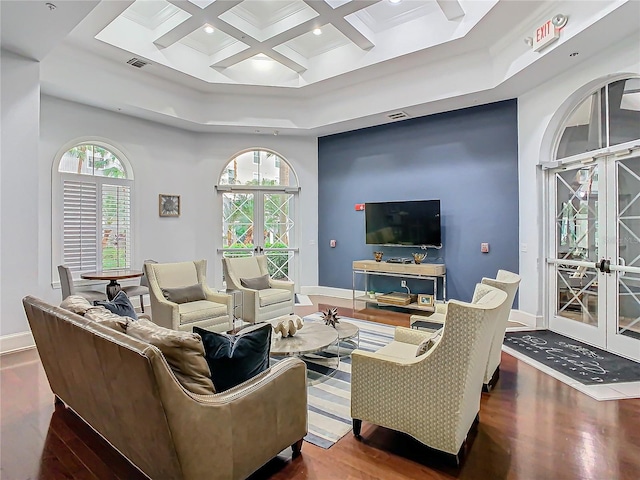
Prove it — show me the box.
[517,33,640,324]
[1,51,40,337]
[0,94,318,342]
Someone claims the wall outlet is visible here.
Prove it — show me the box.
[400,280,407,288]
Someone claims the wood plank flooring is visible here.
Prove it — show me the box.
[1,296,639,479]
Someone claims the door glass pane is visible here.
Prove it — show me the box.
[222,192,255,251]
[556,90,606,159]
[617,156,640,339]
[264,193,294,280]
[609,78,640,148]
[555,166,599,324]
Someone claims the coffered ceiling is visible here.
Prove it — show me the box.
[1,0,639,136]
[96,0,486,88]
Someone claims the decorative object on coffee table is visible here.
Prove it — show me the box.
[272,314,304,337]
[159,194,180,217]
[412,252,426,264]
[322,307,340,328]
[373,251,384,262]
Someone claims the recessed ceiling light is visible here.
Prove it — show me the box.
[313,28,322,36]
[389,0,402,4]
[203,24,214,34]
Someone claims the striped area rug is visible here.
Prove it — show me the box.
[297,314,395,448]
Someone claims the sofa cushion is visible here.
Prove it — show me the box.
[60,295,94,315]
[258,288,291,307]
[161,284,206,304]
[240,274,271,291]
[95,291,138,320]
[127,319,215,395]
[84,306,130,333]
[178,300,228,325]
[194,323,271,392]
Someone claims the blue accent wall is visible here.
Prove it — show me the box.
[318,100,519,304]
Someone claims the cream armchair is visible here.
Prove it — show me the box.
[222,255,294,324]
[145,260,232,333]
[351,284,508,465]
[410,270,521,390]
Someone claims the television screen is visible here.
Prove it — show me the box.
[365,200,441,247]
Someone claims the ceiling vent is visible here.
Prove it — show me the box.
[126,57,150,68]
[387,111,409,120]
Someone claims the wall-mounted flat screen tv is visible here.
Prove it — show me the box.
[365,200,441,247]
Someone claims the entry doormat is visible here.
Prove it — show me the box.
[504,330,640,385]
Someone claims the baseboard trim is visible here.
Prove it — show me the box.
[0,331,35,355]
[300,286,359,299]
[508,309,541,328]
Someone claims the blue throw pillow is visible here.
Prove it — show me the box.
[95,290,138,320]
[193,324,272,392]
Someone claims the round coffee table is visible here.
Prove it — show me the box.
[271,322,338,357]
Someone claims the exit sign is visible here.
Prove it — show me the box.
[533,19,560,52]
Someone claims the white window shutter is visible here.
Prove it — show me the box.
[63,180,98,272]
[101,184,131,270]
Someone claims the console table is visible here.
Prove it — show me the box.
[352,260,446,313]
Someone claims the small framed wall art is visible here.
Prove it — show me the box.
[417,293,434,307]
[159,194,180,217]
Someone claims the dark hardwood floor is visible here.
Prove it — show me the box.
[2,296,639,479]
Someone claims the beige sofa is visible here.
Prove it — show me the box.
[23,295,308,480]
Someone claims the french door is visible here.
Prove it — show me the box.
[547,151,640,361]
[220,188,297,282]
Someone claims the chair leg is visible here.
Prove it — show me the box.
[352,419,362,437]
[140,295,145,313]
[291,439,303,457]
[483,366,500,392]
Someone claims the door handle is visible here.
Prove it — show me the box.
[597,258,611,273]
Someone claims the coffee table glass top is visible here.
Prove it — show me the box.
[271,323,338,356]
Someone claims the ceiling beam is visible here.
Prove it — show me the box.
[436,0,465,21]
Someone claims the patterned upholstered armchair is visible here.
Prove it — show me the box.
[222,255,294,324]
[145,260,232,333]
[351,284,508,464]
[410,270,521,390]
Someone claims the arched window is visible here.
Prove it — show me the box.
[219,149,295,187]
[56,143,134,274]
[556,77,640,160]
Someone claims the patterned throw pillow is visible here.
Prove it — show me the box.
[60,295,94,315]
[84,307,130,333]
[415,332,442,357]
[240,274,271,291]
[194,323,272,392]
[128,319,215,395]
[161,284,206,304]
[95,291,138,320]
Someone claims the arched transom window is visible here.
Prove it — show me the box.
[556,77,640,160]
[219,149,296,187]
[57,143,134,274]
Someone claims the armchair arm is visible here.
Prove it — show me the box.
[269,279,294,292]
[435,302,448,315]
[394,326,438,345]
[203,287,232,307]
[150,296,180,330]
